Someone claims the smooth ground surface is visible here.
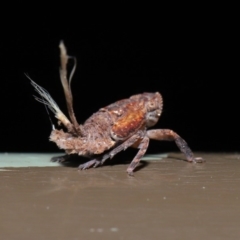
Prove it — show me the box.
[0,153,240,240]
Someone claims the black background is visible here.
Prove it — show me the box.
[0,22,238,154]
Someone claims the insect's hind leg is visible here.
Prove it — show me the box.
[78,158,102,170]
[99,131,146,166]
[78,131,145,170]
[51,154,70,163]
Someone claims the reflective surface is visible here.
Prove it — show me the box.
[0,153,240,240]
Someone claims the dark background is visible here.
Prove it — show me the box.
[0,23,238,154]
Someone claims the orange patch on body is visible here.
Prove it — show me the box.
[111,101,146,139]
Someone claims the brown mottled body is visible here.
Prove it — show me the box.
[31,42,203,175]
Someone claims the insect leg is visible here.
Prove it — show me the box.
[126,136,149,176]
[51,154,70,163]
[79,159,101,170]
[147,129,203,163]
[78,131,145,170]
[99,130,146,165]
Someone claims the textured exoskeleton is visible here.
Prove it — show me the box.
[31,42,203,175]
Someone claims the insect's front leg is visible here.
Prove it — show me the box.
[147,129,203,163]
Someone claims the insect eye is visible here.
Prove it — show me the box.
[150,102,155,107]
[147,101,156,111]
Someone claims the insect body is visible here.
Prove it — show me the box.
[31,42,203,175]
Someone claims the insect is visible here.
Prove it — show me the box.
[31,41,203,175]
